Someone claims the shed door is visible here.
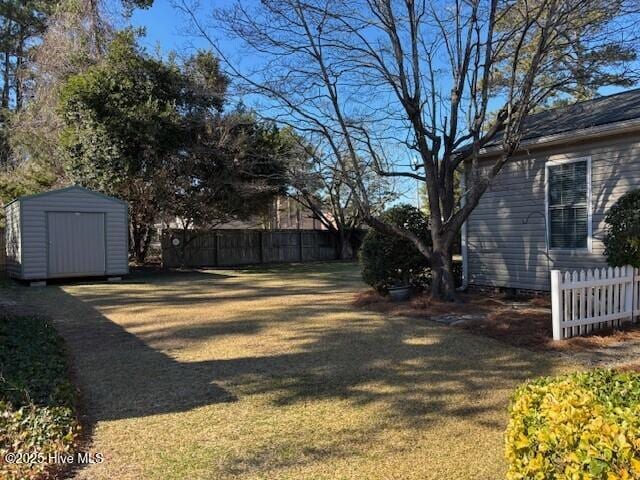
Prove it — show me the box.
[47,212,106,277]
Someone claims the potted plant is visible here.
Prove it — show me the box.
[387,268,412,301]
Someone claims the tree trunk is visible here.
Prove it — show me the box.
[336,229,354,260]
[130,222,153,265]
[2,51,10,109]
[429,234,456,301]
[177,228,199,269]
[15,34,22,111]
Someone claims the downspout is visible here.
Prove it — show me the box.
[458,166,469,291]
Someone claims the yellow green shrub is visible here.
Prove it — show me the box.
[506,370,640,480]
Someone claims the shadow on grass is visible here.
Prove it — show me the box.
[67,266,361,312]
[0,259,578,480]
[8,267,558,433]
[126,267,235,284]
[41,290,239,423]
[2,271,565,477]
[203,313,555,430]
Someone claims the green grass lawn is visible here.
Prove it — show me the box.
[3,262,568,479]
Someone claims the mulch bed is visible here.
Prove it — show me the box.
[353,290,640,352]
[617,361,640,372]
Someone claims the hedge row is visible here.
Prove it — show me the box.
[0,315,79,480]
[506,370,640,480]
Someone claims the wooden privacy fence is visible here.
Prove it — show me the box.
[550,266,640,340]
[161,229,340,268]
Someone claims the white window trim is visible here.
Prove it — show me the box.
[544,156,593,253]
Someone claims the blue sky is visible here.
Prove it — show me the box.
[130,0,246,62]
[130,0,207,55]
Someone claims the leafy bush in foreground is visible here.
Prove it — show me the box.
[0,315,79,480]
[506,370,640,480]
[359,204,432,293]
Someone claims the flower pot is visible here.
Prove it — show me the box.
[388,285,411,301]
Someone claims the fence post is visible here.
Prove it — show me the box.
[299,230,304,262]
[634,267,638,323]
[625,265,634,321]
[214,233,219,266]
[551,270,562,341]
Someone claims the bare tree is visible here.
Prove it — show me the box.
[10,0,113,175]
[178,0,640,299]
[1,0,114,211]
[287,140,393,259]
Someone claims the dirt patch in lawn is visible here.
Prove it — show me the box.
[354,290,640,352]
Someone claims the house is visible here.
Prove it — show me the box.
[461,88,640,292]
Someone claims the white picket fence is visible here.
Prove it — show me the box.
[550,266,640,340]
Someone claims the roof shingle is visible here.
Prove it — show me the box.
[484,88,640,148]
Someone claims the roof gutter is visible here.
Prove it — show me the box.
[472,117,640,159]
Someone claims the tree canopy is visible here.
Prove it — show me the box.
[59,31,184,188]
[58,31,291,262]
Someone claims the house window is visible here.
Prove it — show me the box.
[547,159,591,250]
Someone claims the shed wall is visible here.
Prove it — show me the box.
[20,188,128,279]
[5,201,21,277]
[465,133,640,291]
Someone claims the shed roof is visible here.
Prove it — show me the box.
[6,185,127,208]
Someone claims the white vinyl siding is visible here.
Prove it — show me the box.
[465,134,640,291]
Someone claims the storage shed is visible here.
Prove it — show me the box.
[4,186,128,281]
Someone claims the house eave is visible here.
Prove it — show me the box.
[471,117,640,159]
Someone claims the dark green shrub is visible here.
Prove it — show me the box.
[0,315,79,480]
[604,189,640,267]
[359,204,431,293]
[506,370,640,479]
